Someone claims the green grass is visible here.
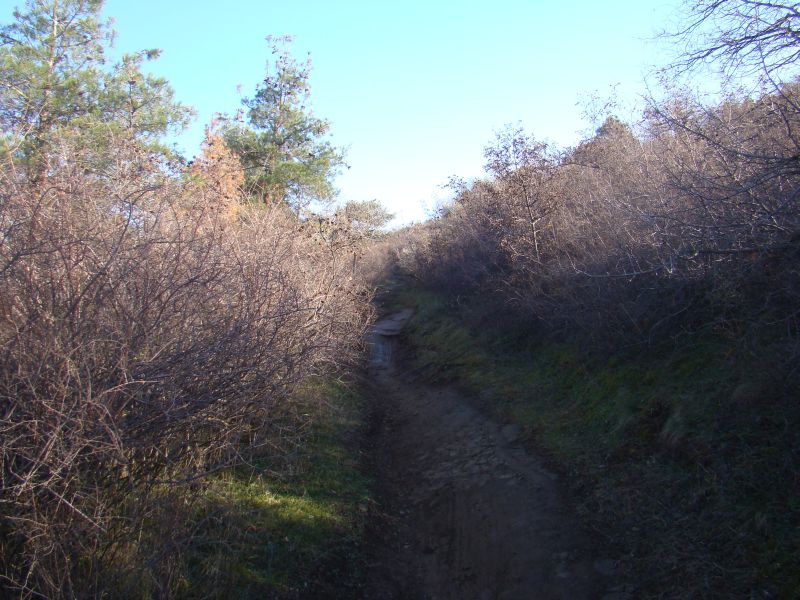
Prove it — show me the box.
[178,380,372,599]
[384,283,800,599]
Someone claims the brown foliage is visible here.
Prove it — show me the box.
[187,128,246,219]
[395,84,800,359]
[0,134,369,597]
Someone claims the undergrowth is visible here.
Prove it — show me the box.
[382,282,800,599]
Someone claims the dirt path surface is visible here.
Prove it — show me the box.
[364,310,625,600]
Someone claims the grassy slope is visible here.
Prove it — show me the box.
[178,380,372,599]
[384,285,799,599]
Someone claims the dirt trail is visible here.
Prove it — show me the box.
[364,310,626,600]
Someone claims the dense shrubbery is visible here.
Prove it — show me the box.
[0,133,369,596]
[389,2,800,376]
[393,84,800,376]
[377,47,800,599]
[0,1,371,595]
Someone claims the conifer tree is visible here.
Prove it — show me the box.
[223,35,344,210]
[0,0,192,179]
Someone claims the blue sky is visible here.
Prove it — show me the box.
[1,0,684,224]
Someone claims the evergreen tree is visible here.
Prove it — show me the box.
[0,0,192,178]
[340,199,394,237]
[223,35,344,210]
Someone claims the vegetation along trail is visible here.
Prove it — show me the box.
[364,310,627,600]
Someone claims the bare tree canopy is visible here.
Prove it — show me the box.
[670,0,800,82]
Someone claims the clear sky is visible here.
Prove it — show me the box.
[1,0,684,225]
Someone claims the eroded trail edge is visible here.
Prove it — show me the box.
[365,310,626,600]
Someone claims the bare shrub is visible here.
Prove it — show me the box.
[0,134,368,597]
[400,88,799,356]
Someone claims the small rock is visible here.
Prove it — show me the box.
[731,380,764,406]
[501,424,521,443]
[594,558,617,576]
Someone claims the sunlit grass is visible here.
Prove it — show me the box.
[178,380,371,599]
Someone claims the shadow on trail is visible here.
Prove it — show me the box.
[364,310,630,600]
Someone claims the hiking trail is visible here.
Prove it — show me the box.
[363,309,630,600]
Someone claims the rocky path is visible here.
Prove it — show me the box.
[364,310,626,600]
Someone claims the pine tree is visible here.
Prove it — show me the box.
[223,35,344,210]
[0,0,193,179]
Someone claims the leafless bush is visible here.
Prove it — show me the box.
[0,134,369,597]
[667,0,800,83]
[399,83,800,357]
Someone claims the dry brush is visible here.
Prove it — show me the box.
[0,135,370,597]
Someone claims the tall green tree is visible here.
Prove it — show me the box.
[0,0,192,179]
[223,35,344,209]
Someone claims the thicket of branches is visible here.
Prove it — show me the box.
[395,64,800,378]
[0,2,371,597]
[0,132,369,597]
